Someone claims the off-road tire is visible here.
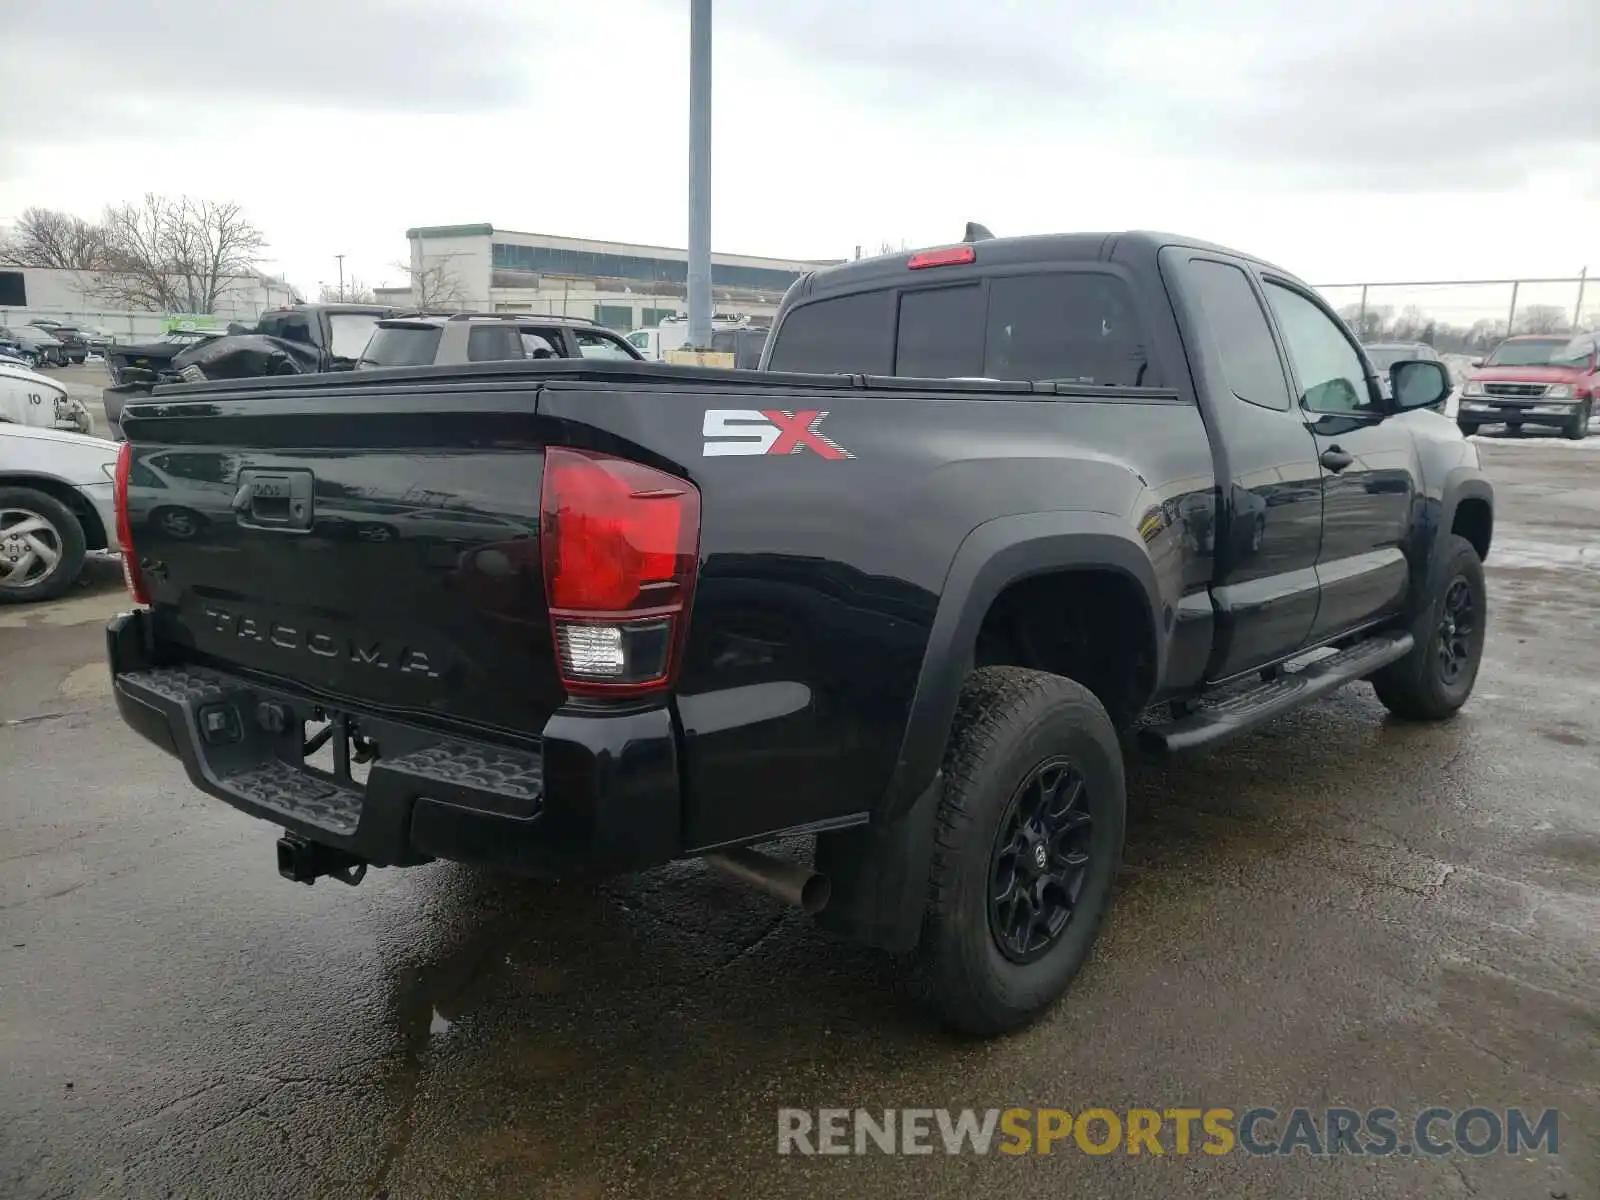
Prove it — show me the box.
[1371,534,1485,720]
[0,486,87,604]
[912,667,1125,1035]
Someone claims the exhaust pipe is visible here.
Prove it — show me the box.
[705,847,831,915]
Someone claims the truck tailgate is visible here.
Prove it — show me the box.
[122,385,563,738]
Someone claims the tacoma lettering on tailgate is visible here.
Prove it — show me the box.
[202,606,444,678]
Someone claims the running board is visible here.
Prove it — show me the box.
[1141,632,1414,754]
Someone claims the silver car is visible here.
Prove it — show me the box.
[0,424,121,603]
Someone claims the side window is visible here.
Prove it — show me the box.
[466,325,526,362]
[627,331,650,349]
[1263,282,1374,414]
[984,273,1155,387]
[574,329,639,360]
[1183,259,1291,410]
[519,330,561,359]
[766,290,895,375]
[896,285,983,378]
[278,317,314,346]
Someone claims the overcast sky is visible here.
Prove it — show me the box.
[1,0,1595,298]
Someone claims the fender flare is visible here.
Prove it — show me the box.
[1440,471,1493,559]
[879,510,1166,821]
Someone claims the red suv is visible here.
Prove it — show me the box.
[1458,332,1600,440]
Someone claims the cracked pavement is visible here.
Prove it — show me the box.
[1,434,1597,1199]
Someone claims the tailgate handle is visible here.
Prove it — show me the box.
[234,468,315,532]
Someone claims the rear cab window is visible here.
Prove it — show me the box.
[767,271,1158,386]
[358,323,442,368]
[766,290,894,374]
[1182,258,1291,410]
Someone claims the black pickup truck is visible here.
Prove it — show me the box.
[102,305,397,439]
[106,230,1492,1034]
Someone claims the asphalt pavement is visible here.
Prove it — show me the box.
[1,431,1596,1199]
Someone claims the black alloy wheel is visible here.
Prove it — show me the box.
[1436,577,1475,686]
[988,757,1094,964]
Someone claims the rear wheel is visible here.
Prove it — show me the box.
[912,667,1125,1035]
[1371,534,1485,720]
[0,488,87,604]
[1565,402,1591,441]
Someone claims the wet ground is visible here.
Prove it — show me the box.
[2,432,1597,1199]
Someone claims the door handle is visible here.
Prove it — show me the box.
[1320,447,1354,472]
[233,468,315,531]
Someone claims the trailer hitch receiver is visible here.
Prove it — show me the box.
[276,834,368,886]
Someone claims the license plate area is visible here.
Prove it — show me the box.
[299,709,378,787]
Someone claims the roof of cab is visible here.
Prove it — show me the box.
[792,230,1294,301]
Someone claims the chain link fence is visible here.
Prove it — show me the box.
[1314,276,1594,355]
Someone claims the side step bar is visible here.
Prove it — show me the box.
[1141,632,1414,754]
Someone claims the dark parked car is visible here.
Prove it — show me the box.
[0,326,65,368]
[709,325,769,370]
[108,229,1488,1035]
[33,324,90,364]
[1362,341,1440,371]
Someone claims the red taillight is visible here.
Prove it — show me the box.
[113,441,149,604]
[540,448,700,696]
[907,245,977,270]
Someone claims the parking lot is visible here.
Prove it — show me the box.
[2,432,1597,1199]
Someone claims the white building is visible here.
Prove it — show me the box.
[0,265,302,340]
[394,224,840,330]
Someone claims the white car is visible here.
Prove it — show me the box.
[0,360,96,434]
[0,424,121,603]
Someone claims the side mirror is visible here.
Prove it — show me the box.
[1391,359,1452,411]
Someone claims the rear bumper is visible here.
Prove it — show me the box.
[107,610,682,875]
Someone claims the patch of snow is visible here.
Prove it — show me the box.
[1470,419,1600,449]
[1484,537,1600,571]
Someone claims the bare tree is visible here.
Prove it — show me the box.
[318,277,376,304]
[0,206,110,269]
[1514,304,1569,335]
[1466,318,1507,350]
[394,258,464,311]
[1337,303,1392,342]
[91,194,267,313]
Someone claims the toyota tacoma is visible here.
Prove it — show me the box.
[106,229,1492,1033]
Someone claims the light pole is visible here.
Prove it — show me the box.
[335,254,346,302]
[686,0,712,350]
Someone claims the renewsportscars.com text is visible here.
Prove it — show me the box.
[777,1106,1560,1158]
